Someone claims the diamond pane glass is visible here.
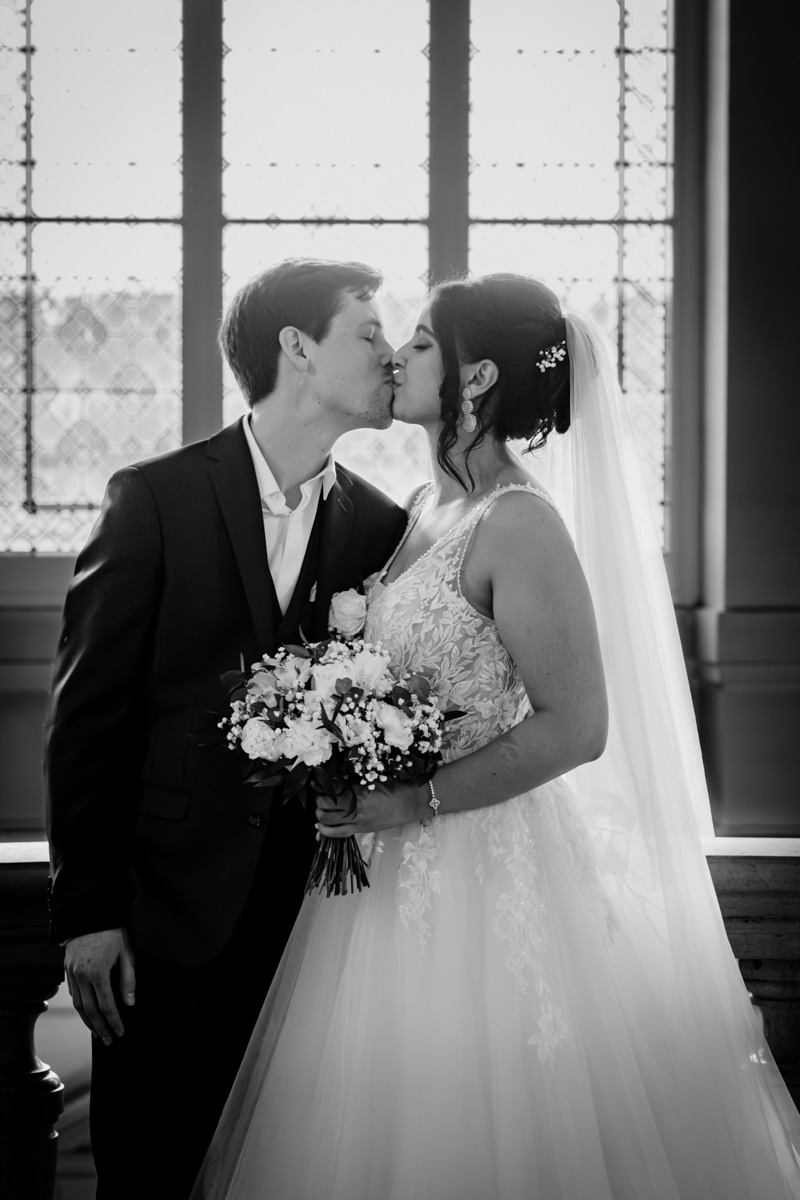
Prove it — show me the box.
[470,0,672,544]
[0,223,26,539]
[331,422,430,507]
[626,0,671,48]
[1,224,181,553]
[470,223,621,341]
[470,0,621,219]
[30,0,181,218]
[223,0,428,220]
[0,1,26,216]
[471,221,669,541]
[222,222,430,503]
[620,222,671,539]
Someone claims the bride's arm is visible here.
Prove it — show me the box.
[318,491,608,835]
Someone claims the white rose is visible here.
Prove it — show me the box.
[351,647,392,694]
[240,718,285,762]
[309,660,355,703]
[282,718,335,767]
[373,701,414,751]
[341,717,371,747]
[328,588,367,637]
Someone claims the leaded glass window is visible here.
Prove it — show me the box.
[0,0,181,552]
[1,0,673,552]
[470,0,673,543]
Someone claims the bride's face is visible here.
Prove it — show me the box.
[391,304,445,426]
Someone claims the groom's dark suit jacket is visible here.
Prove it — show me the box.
[44,418,405,966]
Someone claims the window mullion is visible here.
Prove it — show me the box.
[428,0,470,284]
[182,0,224,444]
[668,0,707,606]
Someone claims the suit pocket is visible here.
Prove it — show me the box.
[138,784,191,822]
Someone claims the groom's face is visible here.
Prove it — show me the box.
[307,290,395,431]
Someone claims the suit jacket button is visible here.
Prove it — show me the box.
[248,812,265,829]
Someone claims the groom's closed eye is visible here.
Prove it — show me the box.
[359,320,383,342]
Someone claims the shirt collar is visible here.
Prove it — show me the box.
[243,414,337,512]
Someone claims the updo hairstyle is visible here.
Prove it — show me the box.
[428,272,570,489]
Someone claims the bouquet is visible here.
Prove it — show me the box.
[220,589,462,897]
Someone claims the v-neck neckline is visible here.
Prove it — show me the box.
[378,481,539,591]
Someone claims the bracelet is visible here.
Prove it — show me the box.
[427,778,440,816]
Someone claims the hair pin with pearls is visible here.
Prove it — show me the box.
[536,340,567,373]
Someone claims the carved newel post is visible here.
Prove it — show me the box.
[0,845,64,1200]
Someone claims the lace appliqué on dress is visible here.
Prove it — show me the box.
[487,797,570,1066]
[539,781,618,949]
[368,483,577,1058]
[398,818,442,950]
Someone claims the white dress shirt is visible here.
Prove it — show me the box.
[243,415,337,615]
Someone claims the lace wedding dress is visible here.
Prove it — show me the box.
[193,481,800,1200]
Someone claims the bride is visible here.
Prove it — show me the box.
[193,273,800,1198]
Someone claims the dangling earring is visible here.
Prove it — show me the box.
[460,386,477,433]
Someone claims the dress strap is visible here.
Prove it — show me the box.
[477,482,563,523]
[409,481,434,520]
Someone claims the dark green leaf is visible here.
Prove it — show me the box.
[284,764,311,801]
[283,643,312,659]
[221,669,247,689]
[245,767,284,786]
[187,733,222,746]
[313,765,339,801]
[318,704,344,740]
[406,673,432,701]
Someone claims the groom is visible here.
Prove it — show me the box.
[44,258,406,1199]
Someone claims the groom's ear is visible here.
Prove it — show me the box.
[278,326,311,373]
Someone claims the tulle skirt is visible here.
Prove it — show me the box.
[193,778,800,1199]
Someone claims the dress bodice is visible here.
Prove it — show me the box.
[365,482,556,761]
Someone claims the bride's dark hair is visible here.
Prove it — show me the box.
[428,272,570,489]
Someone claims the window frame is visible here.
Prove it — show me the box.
[0,0,702,612]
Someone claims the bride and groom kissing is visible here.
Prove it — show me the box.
[45,258,800,1199]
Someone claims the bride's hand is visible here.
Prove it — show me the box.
[315,780,428,837]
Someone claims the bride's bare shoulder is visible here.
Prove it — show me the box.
[473,480,573,574]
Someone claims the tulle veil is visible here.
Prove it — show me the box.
[531,311,800,1173]
[191,311,800,1199]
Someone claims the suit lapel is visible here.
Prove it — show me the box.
[308,469,356,640]
[207,419,275,653]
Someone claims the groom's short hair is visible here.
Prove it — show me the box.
[219,258,383,407]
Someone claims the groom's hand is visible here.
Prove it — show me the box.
[64,927,136,1045]
[316,781,428,837]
